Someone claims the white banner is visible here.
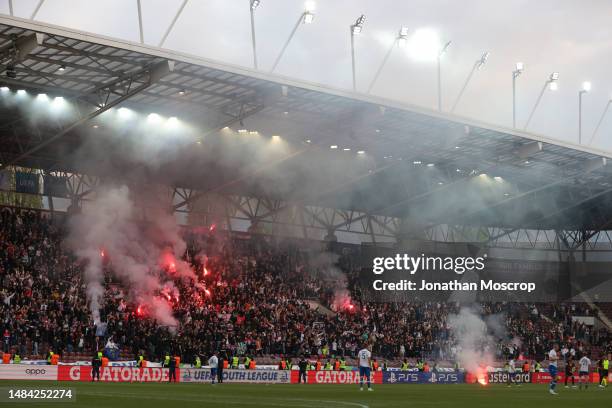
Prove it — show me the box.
[181,369,290,384]
[0,365,58,380]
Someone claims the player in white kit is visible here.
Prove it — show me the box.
[358,345,373,392]
[578,354,591,390]
[548,344,559,395]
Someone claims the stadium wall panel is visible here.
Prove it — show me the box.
[0,365,58,380]
[57,366,175,382]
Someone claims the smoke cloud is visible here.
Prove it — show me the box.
[447,306,503,374]
[67,184,195,327]
[309,251,353,311]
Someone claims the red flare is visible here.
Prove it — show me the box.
[203,267,209,276]
[209,223,216,232]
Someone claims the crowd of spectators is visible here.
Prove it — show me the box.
[1,206,610,365]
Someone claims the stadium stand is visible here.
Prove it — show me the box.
[1,206,610,367]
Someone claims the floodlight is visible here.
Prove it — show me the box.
[515,62,524,72]
[167,117,179,127]
[357,150,365,154]
[398,27,409,48]
[51,96,66,109]
[550,72,559,81]
[16,89,26,95]
[407,28,442,61]
[476,51,489,69]
[147,113,161,123]
[549,82,558,91]
[582,81,591,92]
[304,1,316,11]
[250,0,260,10]
[303,11,314,24]
[351,15,366,34]
[330,145,338,149]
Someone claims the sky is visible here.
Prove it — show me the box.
[3,0,612,152]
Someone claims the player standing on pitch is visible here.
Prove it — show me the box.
[298,356,308,384]
[564,356,576,388]
[358,344,373,392]
[548,344,559,395]
[209,352,219,385]
[91,352,101,382]
[578,353,591,390]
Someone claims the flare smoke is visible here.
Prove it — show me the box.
[448,306,504,373]
[67,185,195,327]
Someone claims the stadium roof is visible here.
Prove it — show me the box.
[1,15,612,232]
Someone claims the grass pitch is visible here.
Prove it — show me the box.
[0,380,609,407]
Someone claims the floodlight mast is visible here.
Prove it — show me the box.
[523,72,558,130]
[578,81,591,144]
[437,40,451,111]
[270,7,315,73]
[350,14,366,92]
[512,62,524,128]
[249,0,260,69]
[589,98,612,145]
[367,27,409,94]
[450,51,489,113]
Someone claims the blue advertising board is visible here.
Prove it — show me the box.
[383,371,464,384]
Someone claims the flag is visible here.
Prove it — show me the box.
[43,175,68,197]
[15,172,39,194]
